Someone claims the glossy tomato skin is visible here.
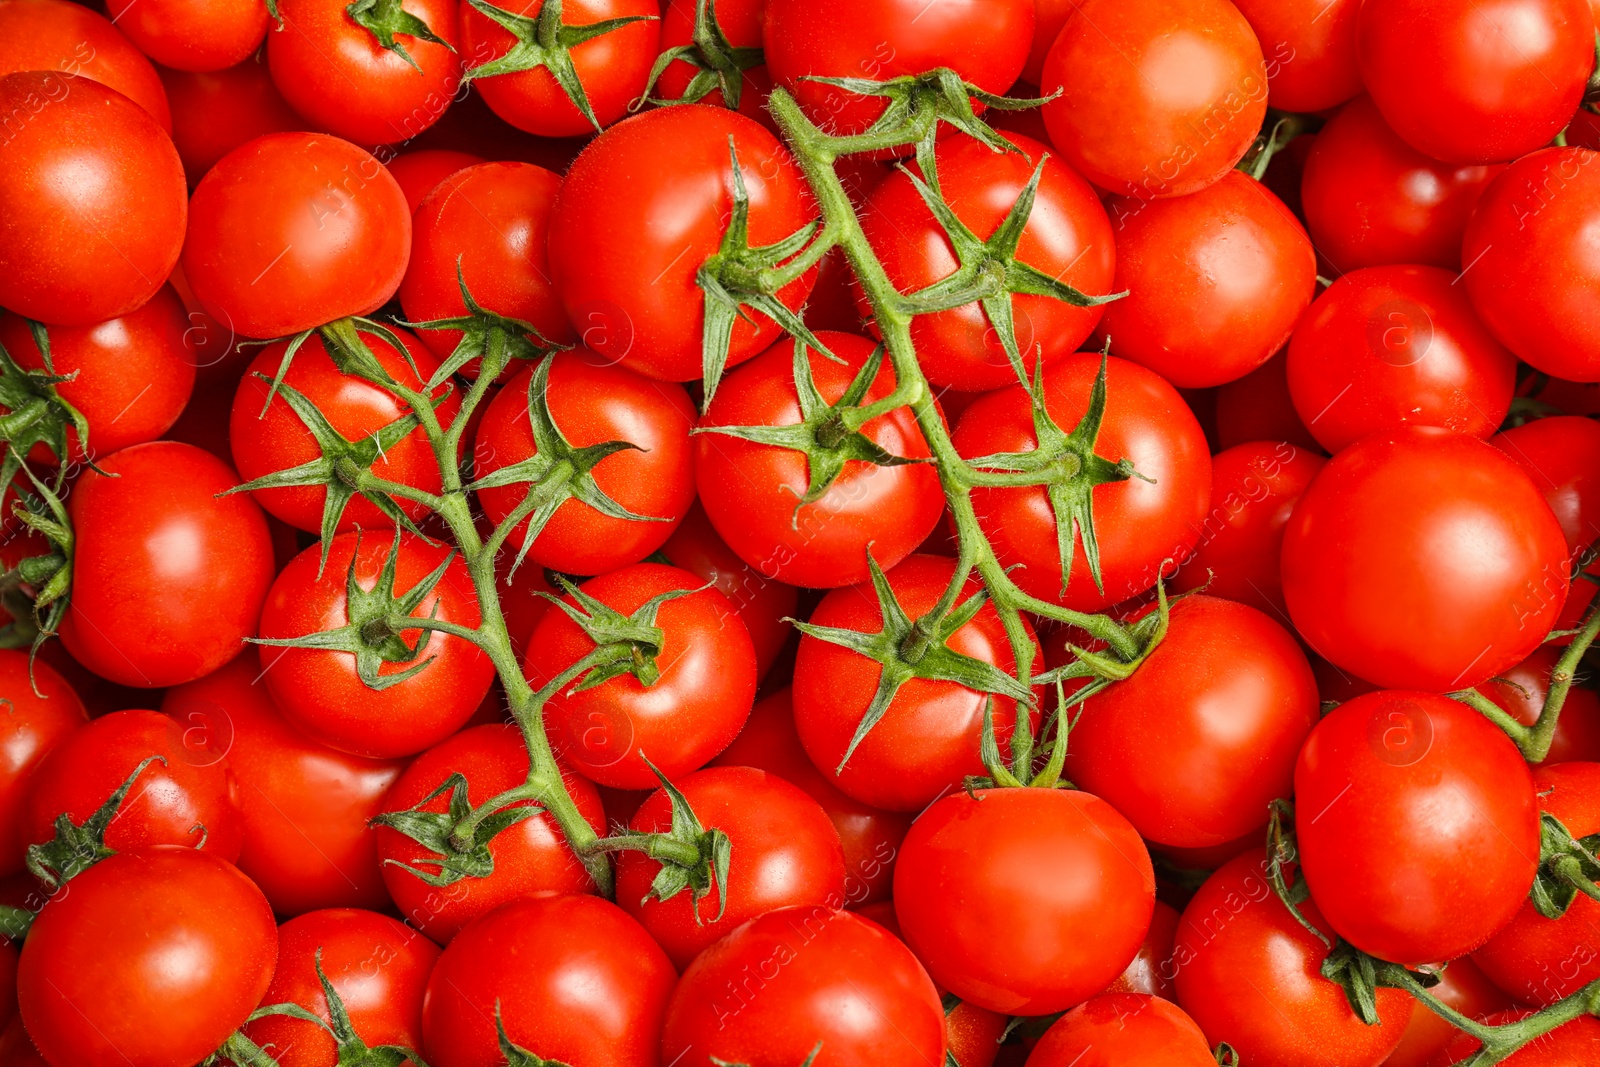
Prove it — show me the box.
[1493,415,1600,631]
[549,105,816,381]
[386,149,485,213]
[1108,899,1180,1002]
[1099,172,1316,389]
[792,555,1039,812]
[422,894,675,1067]
[1381,957,1512,1067]
[0,652,86,877]
[1358,0,1593,164]
[1172,853,1414,1067]
[955,353,1212,611]
[473,353,696,575]
[375,724,606,943]
[661,905,945,1067]
[695,332,943,589]
[1041,0,1266,199]
[1286,265,1516,452]
[0,0,172,128]
[616,766,847,968]
[183,132,412,340]
[1026,994,1214,1067]
[894,788,1155,1015]
[61,442,275,688]
[1213,352,1319,453]
[1231,0,1361,112]
[0,72,185,327]
[529,563,757,789]
[1432,1011,1600,1065]
[1296,691,1539,963]
[106,0,268,72]
[857,134,1116,392]
[18,848,278,1067]
[160,59,302,186]
[1281,427,1570,691]
[1478,648,1600,764]
[162,654,405,915]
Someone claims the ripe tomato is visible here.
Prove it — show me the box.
[1042,0,1266,200]
[1027,994,1214,1067]
[1380,957,1513,1067]
[791,554,1039,812]
[1022,0,1072,84]
[1231,0,1361,112]
[894,787,1154,1015]
[1282,427,1570,690]
[18,848,277,1067]
[530,563,756,788]
[105,0,268,73]
[1108,899,1180,1002]
[662,905,945,1067]
[856,134,1117,392]
[473,352,696,575]
[422,894,675,1067]
[0,1019,43,1067]
[1099,172,1315,389]
[0,72,185,328]
[159,58,302,185]
[163,654,406,915]
[386,149,486,213]
[1433,1012,1600,1065]
[1357,0,1593,164]
[183,132,412,340]
[954,353,1212,611]
[259,532,493,759]
[1286,265,1516,453]
[0,652,85,877]
[655,0,773,125]
[374,723,605,943]
[1493,415,1600,631]
[61,442,275,688]
[1296,690,1539,963]
[550,105,817,382]
[0,0,172,129]
[1478,649,1600,765]
[694,332,944,589]
[1213,351,1320,453]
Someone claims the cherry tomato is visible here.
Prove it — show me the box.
[1478,648,1600,768]
[0,1018,43,1067]
[1231,0,1362,112]
[1108,899,1180,1002]
[386,149,486,213]
[0,0,172,129]
[1433,1011,1600,1065]
[1493,415,1600,631]
[655,0,773,125]
[1380,957,1513,1067]
[1213,351,1320,453]
[160,58,303,186]
[1022,0,1073,84]
[106,0,268,72]
[1026,993,1214,1067]
[0,652,85,877]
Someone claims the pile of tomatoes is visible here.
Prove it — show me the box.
[2,0,1600,1065]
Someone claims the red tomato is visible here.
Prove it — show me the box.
[183,132,412,340]
[1357,0,1593,164]
[1380,957,1513,1067]
[0,652,85,877]
[1494,415,1600,631]
[159,58,302,186]
[1479,649,1600,764]
[0,72,185,328]
[0,1019,44,1067]
[374,723,605,943]
[259,532,493,759]
[106,0,268,72]
[694,332,944,589]
[386,149,486,213]
[18,848,277,1067]
[1099,172,1316,389]
[894,787,1155,1015]
[856,134,1117,392]
[1022,0,1073,84]
[473,353,696,575]
[661,905,946,1067]
[1108,899,1180,1002]
[1026,994,1215,1067]
[162,654,405,915]
[1432,1011,1600,1065]
[954,353,1212,611]
[1231,0,1362,112]
[1041,0,1266,199]
[1282,427,1570,690]
[422,894,675,1067]
[549,105,817,382]
[494,546,556,660]
[655,0,773,125]
[1287,265,1516,452]
[1213,351,1320,453]
[61,442,275,688]
[0,0,172,129]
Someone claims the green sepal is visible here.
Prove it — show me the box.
[1235,108,1322,181]
[1214,1043,1239,1066]
[0,468,74,672]
[398,261,570,390]
[538,573,705,690]
[800,67,1055,155]
[493,1001,572,1067]
[26,756,166,889]
[346,0,454,73]
[1530,812,1600,919]
[312,948,434,1067]
[711,1042,822,1067]
[0,333,96,517]
[635,756,732,924]
[370,772,542,887]
[1320,940,1440,1028]
[251,317,420,417]
[640,0,763,111]
[1034,577,1175,690]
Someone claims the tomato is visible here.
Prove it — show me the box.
[1433,1011,1600,1065]
[662,905,945,1067]
[160,58,302,186]
[894,787,1154,1015]
[1493,414,1600,631]
[1301,96,1500,275]
[493,546,556,661]
[18,847,277,1067]
[1022,0,1072,84]
[1213,351,1320,453]
[245,908,439,1066]
[106,0,268,73]
[764,0,1032,140]
[695,332,944,589]
[1171,442,1325,617]
[473,353,696,575]
[1357,0,1593,164]
[386,149,486,213]
[0,0,172,129]
[1108,899,1180,1002]
[374,723,605,943]
[0,72,185,328]
[0,1019,43,1067]
[549,105,817,382]
[1478,648,1600,765]
[1041,0,1266,200]
[1172,852,1414,1067]
[530,563,757,788]
[954,352,1212,611]
[616,765,846,968]
[270,0,461,145]
[422,894,675,1067]
[790,554,1039,812]
[712,689,911,904]
[1287,265,1516,453]
[1381,957,1513,1067]
[162,654,405,915]
[61,442,275,688]
[1282,427,1570,691]
[1231,0,1362,112]
[259,531,493,759]
[0,652,85,877]
[655,0,773,125]
[1099,172,1315,389]
[183,132,412,341]
[1026,994,1214,1067]
[856,134,1117,393]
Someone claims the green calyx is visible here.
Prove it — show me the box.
[346,0,454,73]
[0,470,73,672]
[640,0,762,111]
[1235,108,1322,181]
[0,328,94,513]
[493,1001,571,1067]
[27,756,166,889]
[203,968,428,1067]
[538,574,703,689]
[251,317,423,420]
[370,772,543,887]
[1530,812,1600,919]
[462,0,656,130]
[633,757,732,922]
[398,261,570,390]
